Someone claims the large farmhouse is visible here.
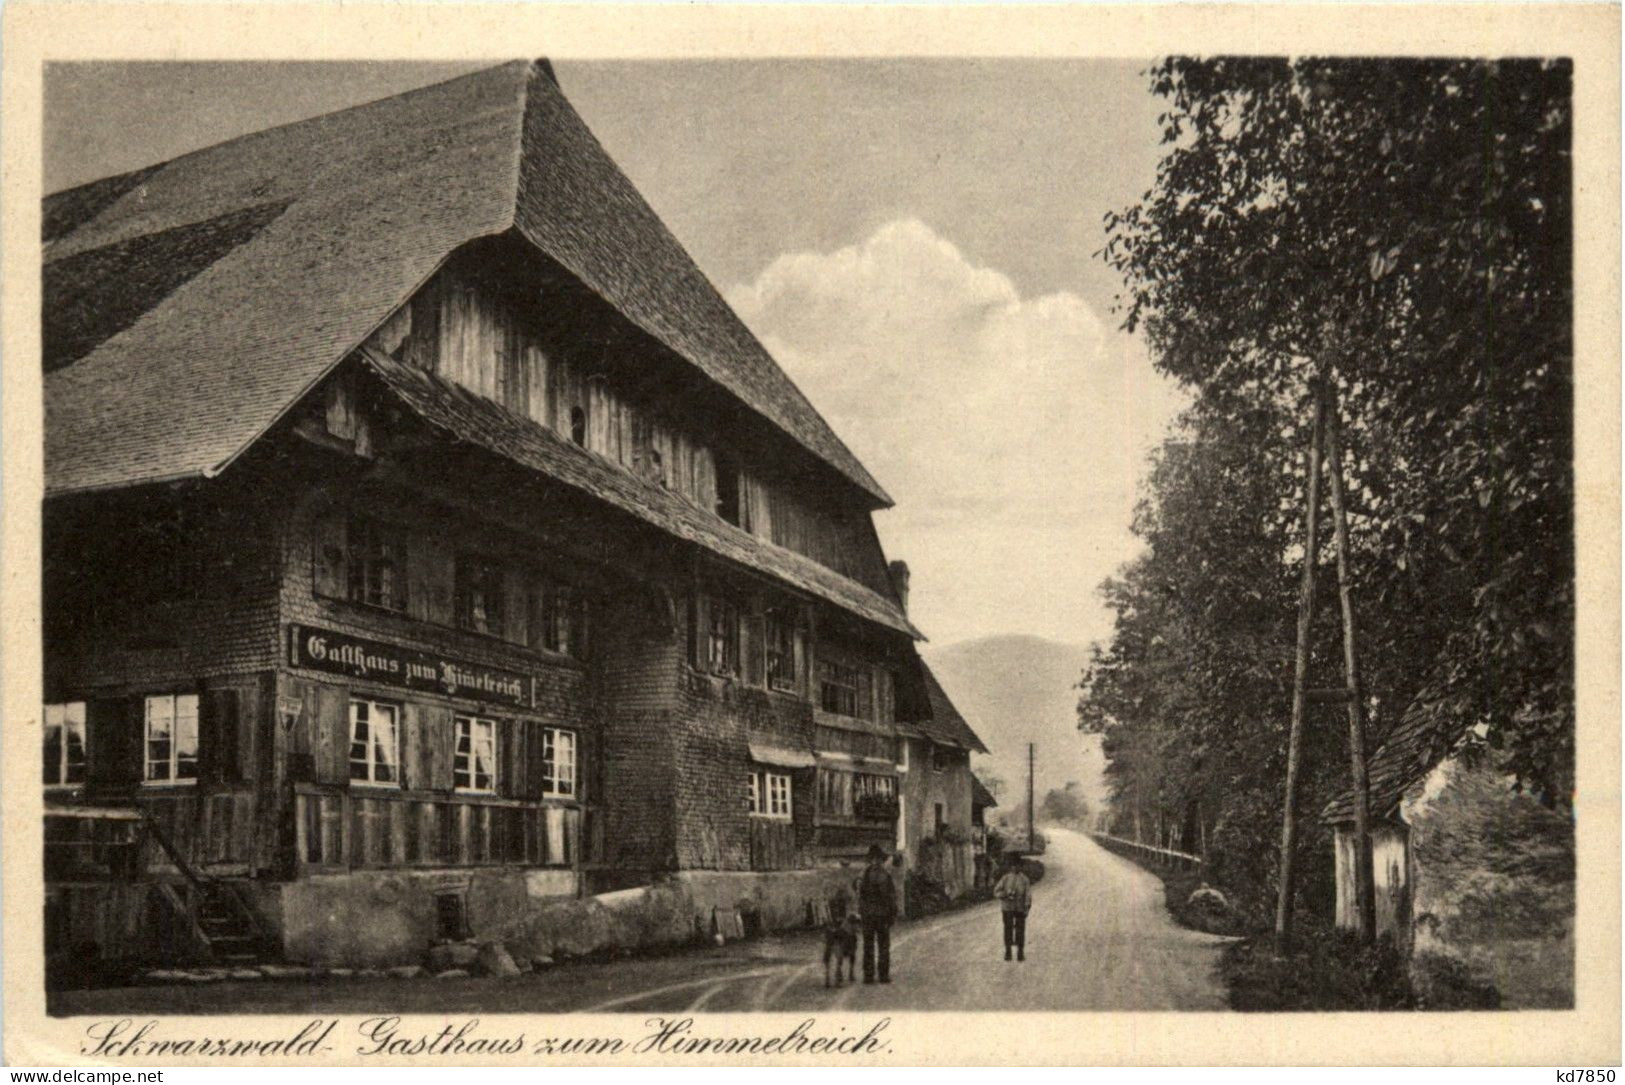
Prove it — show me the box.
[41,60,985,969]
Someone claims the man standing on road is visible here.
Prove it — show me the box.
[856,844,898,983]
[994,852,1032,961]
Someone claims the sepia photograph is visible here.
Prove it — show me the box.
[5,2,1619,1066]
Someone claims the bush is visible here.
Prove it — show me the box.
[1411,951,1502,1010]
[1225,927,1416,1012]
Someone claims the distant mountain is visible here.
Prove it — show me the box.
[921,635,1106,817]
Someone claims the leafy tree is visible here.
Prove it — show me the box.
[1040,781,1091,824]
[1084,58,1573,925]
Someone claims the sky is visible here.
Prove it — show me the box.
[44,60,1187,650]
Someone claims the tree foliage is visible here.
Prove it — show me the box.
[1040,781,1091,824]
[1083,58,1573,924]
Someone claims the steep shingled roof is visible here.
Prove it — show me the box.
[1322,701,1470,824]
[915,660,990,754]
[44,60,890,506]
[971,774,999,810]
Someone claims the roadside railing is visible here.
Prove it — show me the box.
[1088,831,1203,871]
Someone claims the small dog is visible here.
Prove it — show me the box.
[823,912,860,987]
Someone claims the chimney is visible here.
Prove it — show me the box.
[888,560,911,614]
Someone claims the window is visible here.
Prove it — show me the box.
[349,699,400,785]
[541,727,576,797]
[897,738,910,773]
[750,769,792,819]
[454,715,497,792]
[766,611,797,691]
[44,701,87,787]
[707,597,739,676]
[434,892,470,941]
[455,556,505,636]
[932,744,957,772]
[854,773,898,820]
[347,517,406,611]
[569,407,587,446]
[714,450,740,525]
[535,582,590,660]
[817,768,848,815]
[144,693,199,785]
[819,659,860,716]
[857,774,897,801]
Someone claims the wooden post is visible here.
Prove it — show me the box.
[1323,398,1377,943]
[1274,387,1327,954]
[1027,742,1035,853]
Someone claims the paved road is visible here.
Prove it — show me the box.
[51,828,1232,1016]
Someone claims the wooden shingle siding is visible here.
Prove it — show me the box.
[749,818,799,871]
[373,268,896,596]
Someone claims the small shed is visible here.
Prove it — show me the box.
[1321,703,1453,943]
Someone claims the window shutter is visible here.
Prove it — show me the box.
[86,697,142,790]
[503,568,530,646]
[312,511,348,599]
[742,612,764,687]
[423,704,455,793]
[199,687,241,785]
[691,594,709,669]
[400,702,424,792]
[521,721,547,800]
[793,629,808,697]
[313,684,349,785]
[499,719,525,799]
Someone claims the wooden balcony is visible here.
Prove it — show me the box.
[294,784,601,873]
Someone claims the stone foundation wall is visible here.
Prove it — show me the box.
[260,864,863,968]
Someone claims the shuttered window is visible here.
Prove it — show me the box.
[766,611,797,691]
[541,727,576,797]
[347,517,406,611]
[706,597,739,676]
[43,701,87,787]
[349,699,401,786]
[819,659,861,716]
[750,769,792,819]
[534,582,590,660]
[144,693,199,785]
[453,716,497,793]
[454,556,505,636]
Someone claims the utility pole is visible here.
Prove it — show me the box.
[1324,400,1377,942]
[1274,385,1326,954]
[1273,377,1378,952]
[1027,742,1035,854]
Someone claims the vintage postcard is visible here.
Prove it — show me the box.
[2,2,1619,1068]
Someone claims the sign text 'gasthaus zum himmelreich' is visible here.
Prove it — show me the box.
[289,624,534,708]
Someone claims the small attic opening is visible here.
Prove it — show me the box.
[715,448,741,526]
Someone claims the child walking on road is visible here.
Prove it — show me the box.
[994,853,1033,961]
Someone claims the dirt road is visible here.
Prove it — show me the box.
[613,827,1233,1013]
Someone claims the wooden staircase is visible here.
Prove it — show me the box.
[45,804,278,968]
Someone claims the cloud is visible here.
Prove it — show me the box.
[726,219,1185,644]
